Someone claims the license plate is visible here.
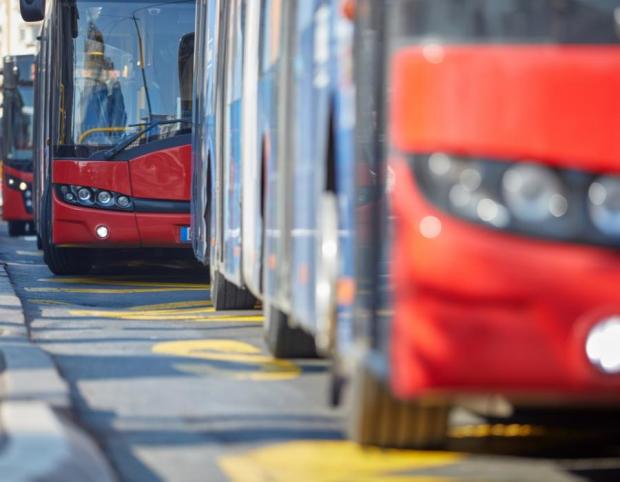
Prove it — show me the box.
[180,226,192,243]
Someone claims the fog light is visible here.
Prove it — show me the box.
[19,182,28,191]
[586,317,620,374]
[78,188,92,202]
[7,178,15,186]
[97,191,113,206]
[95,225,109,239]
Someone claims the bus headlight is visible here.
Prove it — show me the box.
[588,177,620,237]
[411,153,587,243]
[55,185,134,212]
[96,191,113,206]
[502,164,568,223]
[117,196,131,208]
[78,187,93,202]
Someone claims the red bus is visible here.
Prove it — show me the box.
[348,0,620,448]
[2,55,35,236]
[21,0,195,274]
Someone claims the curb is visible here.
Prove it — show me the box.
[0,265,117,482]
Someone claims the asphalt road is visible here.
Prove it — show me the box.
[2,224,620,482]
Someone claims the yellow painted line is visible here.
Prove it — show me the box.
[70,307,217,317]
[69,308,263,323]
[39,277,210,290]
[27,299,73,306]
[218,440,461,482]
[449,424,544,439]
[129,300,213,311]
[26,287,205,294]
[153,339,299,381]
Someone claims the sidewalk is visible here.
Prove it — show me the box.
[0,264,117,482]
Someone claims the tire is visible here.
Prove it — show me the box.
[43,243,93,275]
[211,270,256,310]
[264,303,318,359]
[41,190,93,275]
[347,364,450,449]
[8,221,27,237]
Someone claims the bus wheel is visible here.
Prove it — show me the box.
[8,221,27,237]
[347,364,450,449]
[211,270,256,310]
[264,303,317,359]
[43,244,93,275]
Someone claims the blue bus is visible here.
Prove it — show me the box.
[261,1,357,359]
[192,0,290,312]
[192,0,357,353]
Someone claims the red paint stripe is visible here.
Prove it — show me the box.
[391,46,620,173]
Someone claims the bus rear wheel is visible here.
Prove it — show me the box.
[211,270,256,310]
[8,221,27,237]
[347,364,450,449]
[264,303,317,359]
[43,243,93,275]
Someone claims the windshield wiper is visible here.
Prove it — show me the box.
[102,119,191,160]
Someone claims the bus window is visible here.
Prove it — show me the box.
[59,0,195,148]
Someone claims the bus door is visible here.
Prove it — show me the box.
[287,0,332,334]
[240,0,263,298]
[220,0,246,285]
[191,0,209,264]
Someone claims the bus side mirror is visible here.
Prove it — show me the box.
[20,0,45,22]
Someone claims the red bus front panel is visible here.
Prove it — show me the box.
[51,145,191,248]
[389,45,620,401]
[2,165,33,221]
[128,145,192,200]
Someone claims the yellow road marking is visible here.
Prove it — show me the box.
[450,424,543,439]
[153,339,299,381]
[27,299,73,306]
[218,441,461,482]
[26,287,205,294]
[39,277,210,290]
[129,300,213,311]
[69,308,263,323]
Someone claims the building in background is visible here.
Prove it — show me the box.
[0,0,40,58]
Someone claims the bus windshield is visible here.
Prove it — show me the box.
[63,0,194,148]
[389,0,620,44]
[4,71,34,162]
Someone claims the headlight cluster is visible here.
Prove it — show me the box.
[412,153,620,246]
[55,184,134,211]
[6,175,33,213]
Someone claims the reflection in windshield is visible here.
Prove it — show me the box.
[67,0,195,147]
[5,81,34,162]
